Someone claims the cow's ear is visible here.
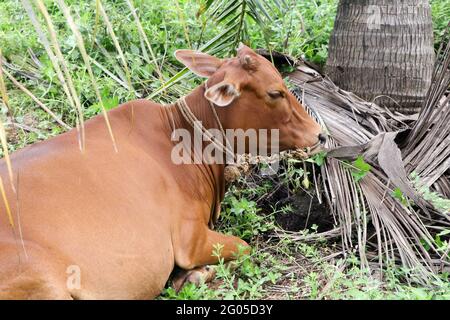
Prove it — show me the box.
[174,50,222,78]
[204,80,240,107]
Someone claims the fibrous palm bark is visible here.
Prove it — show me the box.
[326,0,435,113]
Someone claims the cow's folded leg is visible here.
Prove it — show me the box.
[185,229,250,268]
[173,228,250,291]
[171,261,241,292]
[171,265,217,292]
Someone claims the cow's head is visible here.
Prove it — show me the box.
[175,44,324,152]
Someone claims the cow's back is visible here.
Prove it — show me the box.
[0,100,179,299]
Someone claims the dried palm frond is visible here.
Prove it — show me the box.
[258,24,450,282]
[404,23,450,189]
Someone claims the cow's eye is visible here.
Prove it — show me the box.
[268,90,284,99]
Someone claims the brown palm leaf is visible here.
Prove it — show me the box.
[261,24,450,282]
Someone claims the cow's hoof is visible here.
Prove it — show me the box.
[172,265,217,292]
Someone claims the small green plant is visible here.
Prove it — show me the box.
[280,158,306,191]
[162,282,215,300]
[411,172,450,213]
[85,87,119,117]
[434,230,450,258]
[392,187,410,207]
[218,195,275,241]
[342,155,372,182]
[308,151,327,167]
[351,156,371,182]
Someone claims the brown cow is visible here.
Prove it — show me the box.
[0,45,323,299]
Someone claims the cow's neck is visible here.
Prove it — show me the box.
[159,84,227,227]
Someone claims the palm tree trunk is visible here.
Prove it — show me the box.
[326,0,435,113]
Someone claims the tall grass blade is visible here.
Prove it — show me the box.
[0,176,14,228]
[35,0,84,138]
[21,0,85,150]
[0,120,15,195]
[174,0,192,48]
[125,0,164,82]
[56,0,118,152]
[97,0,134,92]
[0,50,16,194]
[92,0,101,47]
[0,50,10,110]
[2,68,71,130]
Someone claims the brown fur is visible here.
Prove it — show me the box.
[0,46,321,299]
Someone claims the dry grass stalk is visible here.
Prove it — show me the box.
[2,68,71,130]
[56,0,118,152]
[0,50,16,195]
[96,0,134,92]
[21,0,85,150]
[125,0,164,82]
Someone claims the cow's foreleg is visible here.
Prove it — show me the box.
[172,228,250,291]
[176,229,250,269]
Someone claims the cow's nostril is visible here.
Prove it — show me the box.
[318,133,327,144]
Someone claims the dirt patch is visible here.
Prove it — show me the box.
[255,177,334,232]
[275,191,333,232]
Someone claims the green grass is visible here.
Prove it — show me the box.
[431,0,450,49]
[1,0,447,154]
[158,161,450,300]
[1,0,449,300]
[159,192,450,300]
[0,0,337,155]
